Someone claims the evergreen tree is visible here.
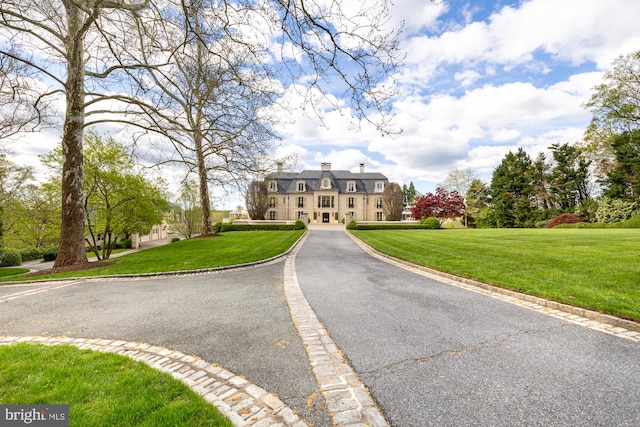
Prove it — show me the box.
[465,179,490,227]
[548,143,592,211]
[490,148,534,227]
[403,181,419,206]
[601,130,640,201]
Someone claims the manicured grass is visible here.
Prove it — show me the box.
[0,267,30,277]
[4,230,304,281]
[0,343,233,427]
[351,228,640,322]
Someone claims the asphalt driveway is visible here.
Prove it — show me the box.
[0,262,331,426]
[2,228,640,426]
[295,230,640,426]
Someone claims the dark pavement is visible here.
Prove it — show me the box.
[295,230,640,426]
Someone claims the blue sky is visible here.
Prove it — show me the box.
[269,0,640,200]
[10,0,640,209]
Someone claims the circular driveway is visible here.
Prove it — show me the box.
[2,228,640,426]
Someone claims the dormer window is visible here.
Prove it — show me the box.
[347,181,356,192]
[297,181,305,192]
[322,178,331,189]
[375,182,384,192]
[269,181,277,192]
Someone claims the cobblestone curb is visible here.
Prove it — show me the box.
[346,232,640,343]
[0,336,309,427]
[284,235,389,427]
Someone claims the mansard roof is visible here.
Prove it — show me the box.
[265,165,388,194]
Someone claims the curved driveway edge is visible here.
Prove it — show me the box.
[5,231,309,285]
[283,233,389,427]
[0,336,308,427]
[345,231,640,342]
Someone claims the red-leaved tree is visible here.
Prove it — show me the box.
[411,187,465,224]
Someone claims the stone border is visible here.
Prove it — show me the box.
[346,232,640,343]
[284,234,389,427]
[0,336,308,427]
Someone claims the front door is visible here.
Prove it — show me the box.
[322,212,330,223]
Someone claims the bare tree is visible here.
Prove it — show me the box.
[245,180,269,220]
[172,179,202,238]
[0,0,150,266]
[127,0,401,235]
[0,0,401,264]
[382,182,403,221]
[126,0,282,235]
[0,48,53,140]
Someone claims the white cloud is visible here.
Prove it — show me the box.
[401,0,640,86]
[9,0,640,206]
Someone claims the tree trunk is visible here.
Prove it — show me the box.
[55,3,88,267]
[194,132,213,235]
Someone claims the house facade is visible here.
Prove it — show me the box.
[265,162,389,223]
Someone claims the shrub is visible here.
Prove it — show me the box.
[420,217,441,229]
[294,220,306,230]
[213,222,222,234]
[0,249,22,267]
[346,220,358,230]
[547,213,586,229]
[347,222,443,230]
[42,247,58,262]
[596,198,638,223]
[220,223,304,232]
[608,216,640,228]
[114,239,132,249]
[171,237,181,243]
[20,247,44,262]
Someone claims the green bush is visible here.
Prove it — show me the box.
[114,239,132,249]
[42,247,58,262]
[608,216,640,228]
[220,223,304,232]
[346,220,358,230]
[596,198,638,223]
[294,220,306,230]
[20,247,44,262]
[171,237,181,243]
[213,222,222,234]
[0,249,22,267]
[349,222,440,230]
[420,217,441,229]
[553,217,640,229]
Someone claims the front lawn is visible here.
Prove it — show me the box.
[350,228,640,322]
[1,230,305,282]
[0,343,233,427]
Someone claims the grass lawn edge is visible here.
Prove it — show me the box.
[347,231,640,333]
[0,230,308,285]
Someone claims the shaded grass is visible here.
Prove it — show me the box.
[0,343,233,427]
[0,267,30,277]
[351,228,640,322]
[4,230,304,282]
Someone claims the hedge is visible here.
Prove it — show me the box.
[553,216,640,229]
[346,221,441,230]
[220,220,306,232]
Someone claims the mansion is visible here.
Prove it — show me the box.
[265,162,389,223]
